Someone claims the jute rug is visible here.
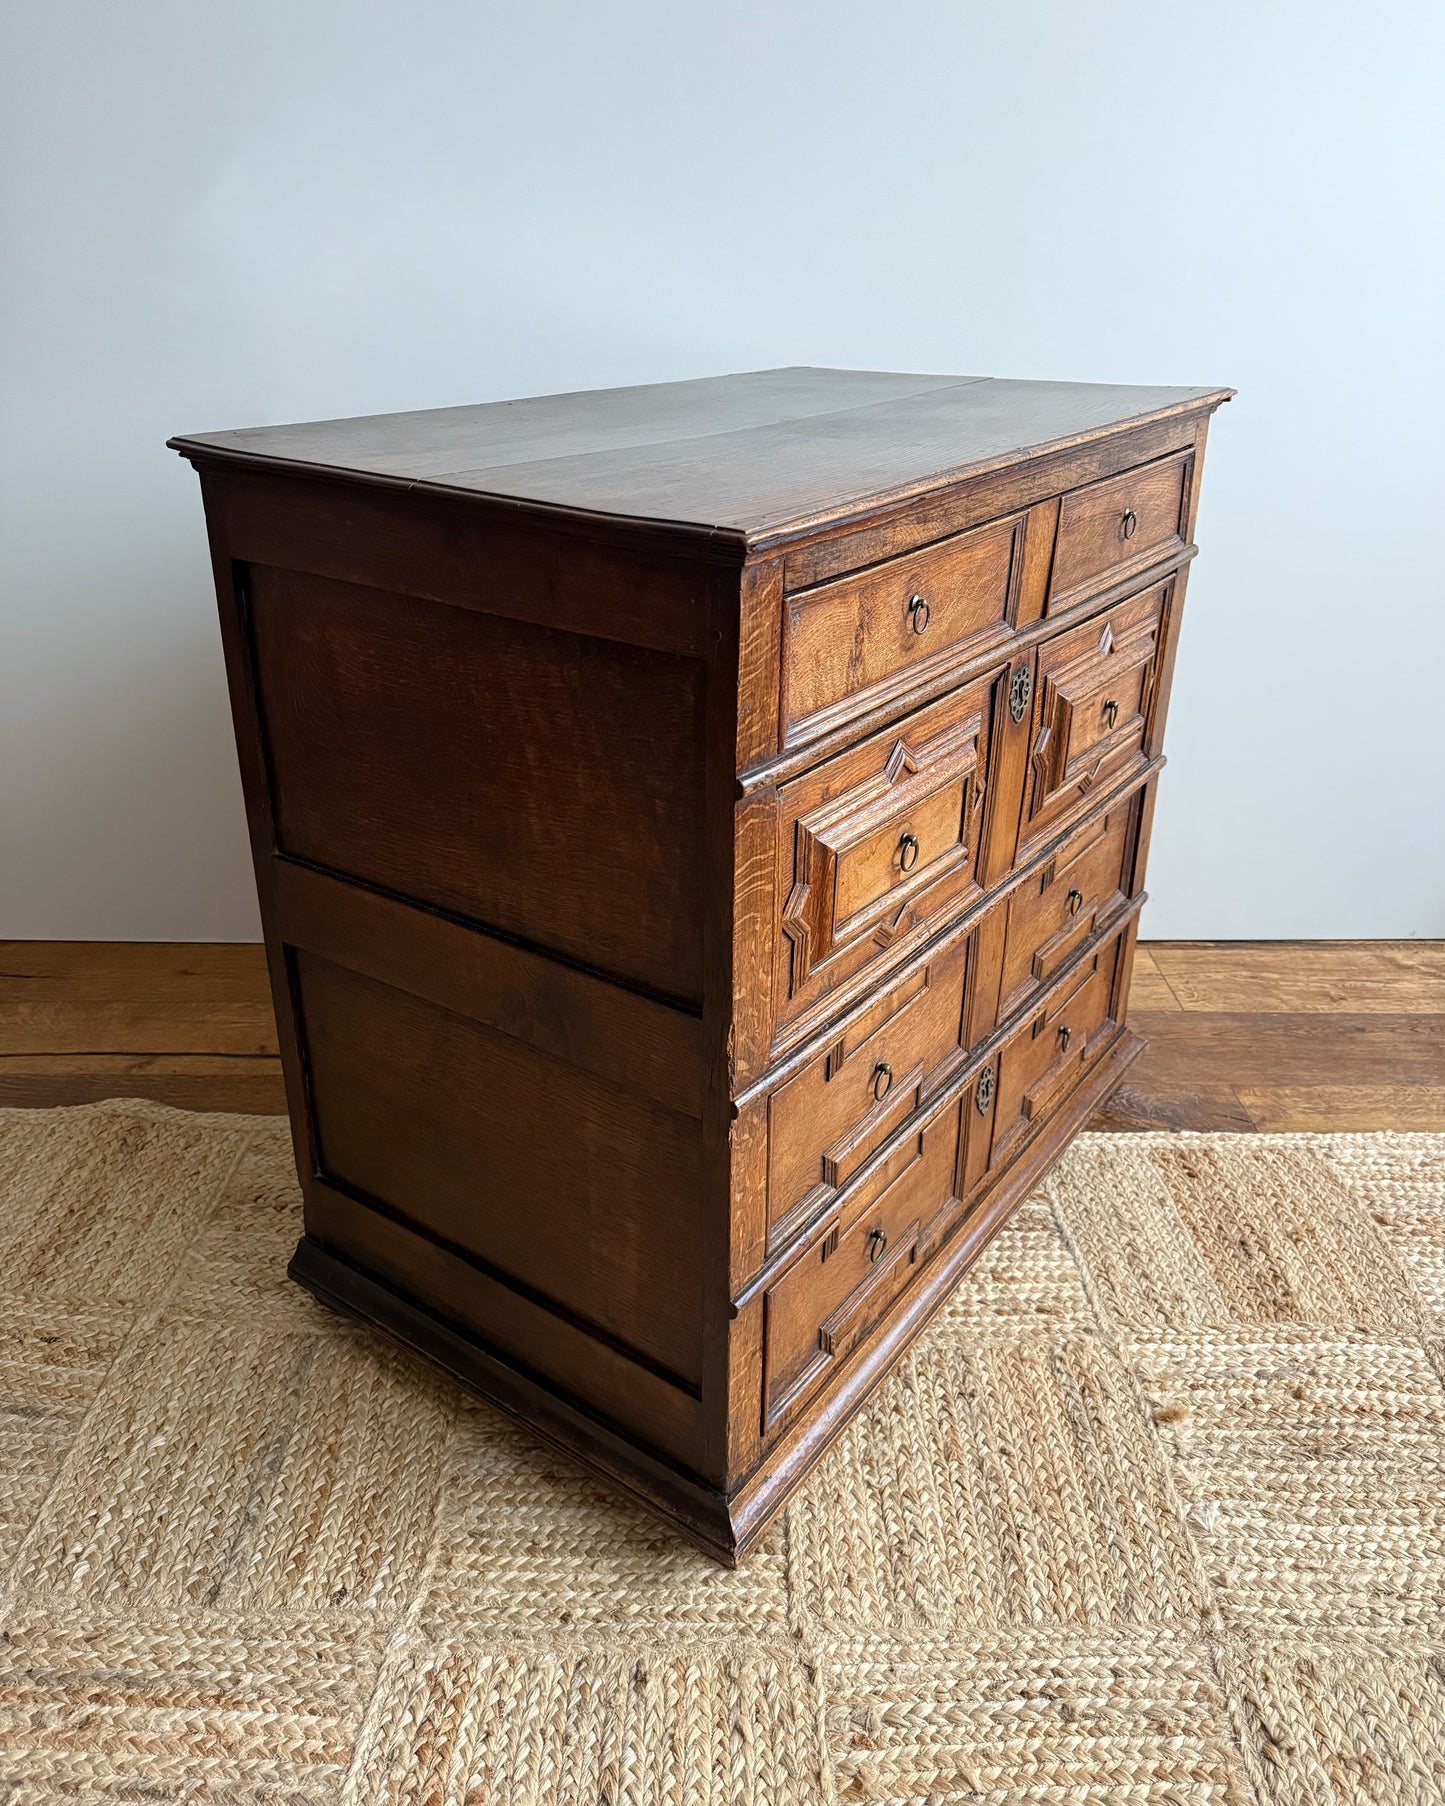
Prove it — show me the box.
[1,1101,1442,1803]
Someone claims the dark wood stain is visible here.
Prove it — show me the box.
[172,365,1230,541]
[170,364,1231,1561]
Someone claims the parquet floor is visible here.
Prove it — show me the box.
[1,940,1443,1130]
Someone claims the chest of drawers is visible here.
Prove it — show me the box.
[172,366,1230,1562]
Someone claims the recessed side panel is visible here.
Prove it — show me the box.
[291,948,705,1394]
[246,565,708,1005]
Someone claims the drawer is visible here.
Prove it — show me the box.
[973,927,1129,1182]
[1018,582,1167,857]
[782,511,1025,741]
[765,932,973,1245]
[1049,451,1192,610]
[993,795,1138,1028]
[761,1096,964,1430]
[774,668,998,1038]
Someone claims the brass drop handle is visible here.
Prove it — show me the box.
[1102,699,1119,729]
[872,1061,894,1103]
[907,593,931,634]
[898,832,920,872]
[1066,887,1084,916]
[1120,508,1138,540]
[867,1227,889,1264]
[1058,1024,1072,1053]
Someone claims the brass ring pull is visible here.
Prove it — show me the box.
[867,1227,888,1264]
[899,832,920,873]
[1066,887,1084,916]
[907,594,931,634]
[1120,508,1138,540]
[1058,1024,1072,1053]
[1102,699,1119,729]
[872,1062,894,1103]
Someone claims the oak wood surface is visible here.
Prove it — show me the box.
[1148,940,1445,1012]
[42,376,1258,1556]
[5,940,1441,1131]
[247,563,709,1006]
[170,366,1230,542]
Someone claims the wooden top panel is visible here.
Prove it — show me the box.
[170,366,1230,543]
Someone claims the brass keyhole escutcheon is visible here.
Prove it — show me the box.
[1008,665,1032,723]
[1120,507,1138,540]
[1102,699,1119,729]
[907,593,931,634]
[898,832,920,873]
[975,1063,996,1113]
[872,1062,894,1103]
[1066,887,1084,916]
[1058,1024,1072,1053]
[867,1227,888,1264]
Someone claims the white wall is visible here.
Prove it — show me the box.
[3,0,1443,940]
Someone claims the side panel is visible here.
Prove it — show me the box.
[293,948,704,1389]
[247,563,708,1006]
[196,467,722,1476]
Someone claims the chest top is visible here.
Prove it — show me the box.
[169,365,1230,545]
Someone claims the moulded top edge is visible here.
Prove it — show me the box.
[169,366,1233,545]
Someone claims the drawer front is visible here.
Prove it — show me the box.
[762,1098,964,1430]
[976,929,1128,1180]
[775,669,999,1036]
[1019,582,1166,856]
[766,933,972,1244]
[1049,451,1192,610]
[782,512,1024,741]
[994,797,1137,1027]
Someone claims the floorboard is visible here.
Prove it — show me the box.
[1148,940,1445,1013]
[2,940,1443,1131]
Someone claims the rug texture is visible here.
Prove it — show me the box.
[0,1100,1442,1804]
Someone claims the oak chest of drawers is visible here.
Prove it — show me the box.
[172,366,1230,1562]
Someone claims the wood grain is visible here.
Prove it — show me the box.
[247,564,709,1006]
[1235,1086,1445,1132]
[1087,1080,1254,1133]
[1127,946,1182,1010]
[1150,941,1445,1012]
[171,366,1231,542]
[1126,1009,1445,1087]
[0,941,276,1054]
[0,1053,286,1113]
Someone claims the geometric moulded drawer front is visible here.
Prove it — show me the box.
[993,795,1140,1027]
[760,1092,964,1432]
[774,666,999,1038]
[765,930,973,1246]
[1019,581,1168,856]
[983,926,1130,1176]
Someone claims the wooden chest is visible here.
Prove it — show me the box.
[172,366,1230,1562]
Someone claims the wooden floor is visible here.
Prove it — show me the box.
[1,940,1443,1131]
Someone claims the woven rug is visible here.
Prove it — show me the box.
[1,1101,1442,1804]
